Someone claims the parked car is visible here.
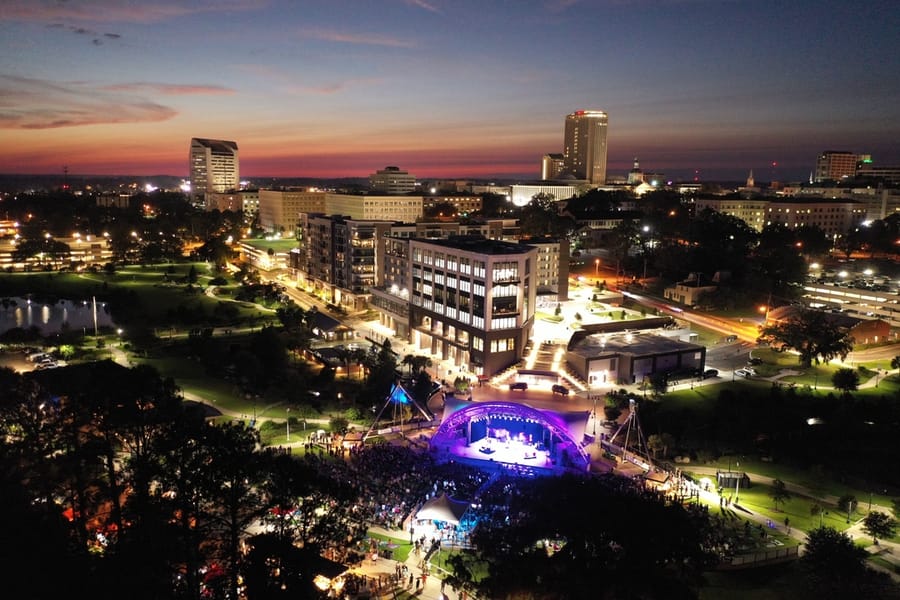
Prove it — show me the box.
[703,369,719,378]
[551,384,569,395]
[509,382,528,391]
[734,368,752,378]
[748,357,763,366]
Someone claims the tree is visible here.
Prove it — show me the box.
[801,526,870,593]
[449,473,716,599]
[862,511,897,544]
[769,479,791,511]
[647,433,675,459]
[831,367,860,395]
[757,307,854,367]
[810,501,827,526]
[891,355,900,371]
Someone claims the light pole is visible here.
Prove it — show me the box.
[594,258,600,276]
[734,461,741,505]
[286,408,291,442]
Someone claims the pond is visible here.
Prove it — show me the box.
[0,297,116,335]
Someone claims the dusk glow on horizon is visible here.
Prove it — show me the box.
[1,0,898,182]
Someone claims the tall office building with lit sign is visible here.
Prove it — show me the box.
[563,110,608,185]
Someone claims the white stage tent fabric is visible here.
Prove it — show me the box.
[415,493,470,526]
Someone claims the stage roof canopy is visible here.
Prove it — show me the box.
[415,493,470,526]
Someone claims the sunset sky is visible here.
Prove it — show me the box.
[1,0,898,182]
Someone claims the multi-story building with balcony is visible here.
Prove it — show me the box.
[291,214,393,310]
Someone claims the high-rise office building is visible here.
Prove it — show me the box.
[189,138,239,207]
[563,110,608,185]
[814,151,858,182]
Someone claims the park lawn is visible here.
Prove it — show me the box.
[704,455,895,507]
[240,238,298,253]
[364,531,414,564]
[0,271,107,299]
[730,483,854,534]
[535,311,563,323]
[12,264,276,325]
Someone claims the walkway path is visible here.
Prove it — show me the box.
[349,524,456,600]
[689,466,900,582]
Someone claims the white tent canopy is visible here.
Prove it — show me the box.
[415,493,470,526]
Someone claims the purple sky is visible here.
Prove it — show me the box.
[1,0,898,182]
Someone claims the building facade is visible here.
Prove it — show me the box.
[510,183,583,208]
[189,138,239,207]
[369,166,417,195]
[407,237,537,377]
[765,199,865,236]
[423,195,483,215]
[292,214,394,310]
[257,189,327,236]
[694,196,866,235]
[541,153,565,180]
[324,193,423,222]
[814,151,859,182]
[563,110,608,185]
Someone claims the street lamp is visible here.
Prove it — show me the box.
[734,461,741,505]
[594,258,600,276]
[286,408,291,442]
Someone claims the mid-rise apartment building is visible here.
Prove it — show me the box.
[291,214,394,310]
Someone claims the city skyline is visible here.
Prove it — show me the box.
[1,0,899,182]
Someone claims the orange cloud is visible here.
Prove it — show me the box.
[299,28,415,48]
[406,0,442,13]
[0,75,177,129]
[102,83,235,95]
[3,0,266,24]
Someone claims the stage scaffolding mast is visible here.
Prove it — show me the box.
[610,398,651,470]
[363,380,433,441]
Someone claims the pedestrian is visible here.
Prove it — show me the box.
[416,579,421,591]
[409,573,414,588]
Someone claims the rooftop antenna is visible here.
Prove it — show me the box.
[63,165,69,190]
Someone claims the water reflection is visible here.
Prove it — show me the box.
[0,297,115,334]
